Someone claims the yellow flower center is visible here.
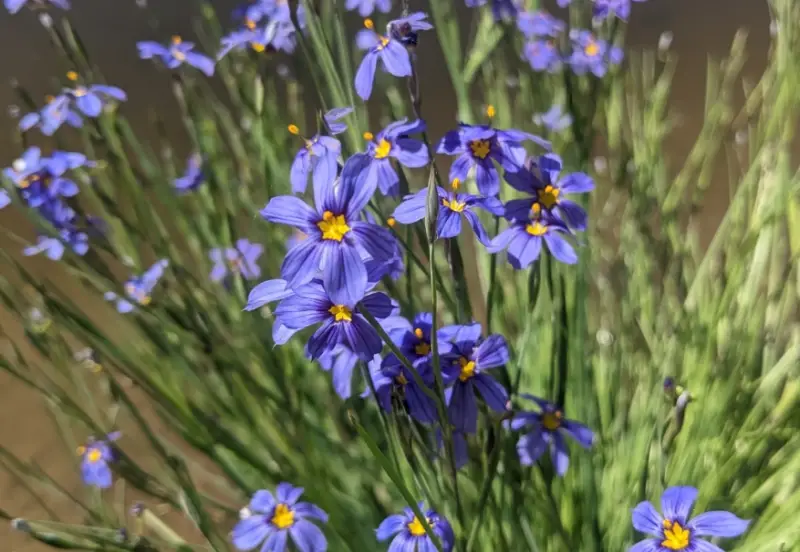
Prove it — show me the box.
[387,217,397,228]
[538,185,560,209]
[172,35,182,45]
[66,70,79,81]
[328,304,353,322]
[251,42,265,52]
[661,520,690,550]
[87,448,102,463]
[469,139,491,160]
[271,503,295,530]
[74,86,88,97]
[374,139,392,159]
[458,357,476,381]
[407,516,432,537]
[442,198,466,213]
[541,410,563,431]
[585,40,600,57]
[396,373,408,385]
[525,222,548,236]
[414,328,424,339]
[377,35,390,49]
[363,131,374,141]
[172,49,186,61]
[415,342,431,356]
[317,211,351,241]
[245,19,256,30]
[227,256,243,272]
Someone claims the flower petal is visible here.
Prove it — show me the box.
[660,486,698,524]
[517,428,547,466]
[392,190,427,224]
[550,431,570,476]
[251,490,277,512]
[543,232,577,264]
[473,373,508,412]
[392,138,429,168]
[474,334,509,368]
[351,222,396,263]
[627,539,661,552]
[261,196,317,231]
[688,511,750,538]
[231,516,271,551]
[289,519,327,552]
[631,501,663,536]
[448,381,478,433]
[345,315,383,360]
[290,150,311,194]
[324,243,367,307]
[355,51,379,100]
[379,40,412,77]
[361,291,394,318]
[294,502,329,522]
[376,514,406,540]
[281,238,325,289]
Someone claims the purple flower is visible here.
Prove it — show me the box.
[209,239,263,282]
[441,323,510,433]
[4,0,69,14]
[522,39,562,73]
[19,95,79,136]
[342,118,428,197]
[376,502,454,552]
[488,210,578,267]
[630,486,750,552]
[23,236,66,260]
[507,394,594,476]
[534,104,572,133]
[0,190,10,209]
[104,259,169,314]
[436,122,550,197]
[273,279,393,361]
[345,0,390,17]
[388,12,434,47]
[392,181,503,245]
[517,10,565,38]
[78,432,120,489]
[174,153,205,192]
[567,30,623,77]
[231,483,328,552]
[504,153,594,231]
[259,170,394,305]
[23,72,128,121]
[354,18,413,100]
[4,148,88,207]
[137,36,215,77]
[594,0,647,21]
[318,346,381,399]
[287,107,353,195]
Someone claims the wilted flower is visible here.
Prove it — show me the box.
[631,486,749,552]
[568,30,624,77]
[507,394,594,476]
[77,432,121,489]
[104,259,169,313]
[354,18,413,100]
[345,0,390,17]
[376,502,454,552]
[137,36,215,76]
[387,12,433,47]
[533,104,572,133]
[489,210,577,267]
[392,179,503,245]
[174,153,204,193]
[231,484,328,552]
[4,0,69,14]
[209,239,264,282]
[342,118,428,197]
[442,323,510,433]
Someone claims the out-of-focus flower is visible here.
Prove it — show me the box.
[345,0,390,17]
[60,71,127,117]
[504,153,594,231]
[26,307,51,334]
[77,432,120,489]
[387,12,433,47]
[517,10,564,38]
[354,18,413,100]
[533,104,572,132]
[522,39,562,73]
[209,239,263,282]
[104,259,169,313]
[441,323,510,433]
[231,483,328,552]
[137,36,215,76]
[23,236,66,260]
[74,347,102,373]
[436,119,550,197]
[567,30,623,77]
[593,0,647,21]
[174,153,204,193]
[4,0,69,14]
[392,179,503,245]
[630,486,749,552]
[507,394,594,476]
[465,0,519,21]
[376,502,454,552]
[286,108,352,195]
[342,118,428,197]
[489,210,577,267]
[0,190,10,209]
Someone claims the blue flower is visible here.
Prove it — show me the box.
[630,486,750,552]
[533,104,572,133]
[104,260,169,314]
[464,0,518,20]
[0,190,10,209]
[441,323,510,433]
[286,107,353,195]
[231,483,328,552]
[567,30,623,77]
[392,180,503,245]
[354,18,413,100]
[4,0,69,14]
[77,431,120,489]
[318,346,381,399]
[259,171,394,305]
[137,36,215,76]
[517,10,565,38]
[436,122,550,197]
[4,149,87,208]
[504,153,594,231]
[60,71,127,117]
[23,236,66,260]
[273,279,393,361]
[388,12,434,47]
[174,153,205,192]
[489,210,578,267]
[19,94,81,135]
[209,239,263,282]
[594,0,647,21]
[345,0,390,17]
[342,118,428,197]
[507,394,594,476]
[376,502,454,552]
[522,39,562,73]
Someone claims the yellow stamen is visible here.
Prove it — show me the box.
[451,178,460,190]
[525,222,547,236]
[407,516,432,537]
[288,124,300,135]
[271,503,295,529]
[541,410,562,431]
[74,87,88,97]
[458,357,476,381]
[173,50,186,61]
[396,373,408,385]
[469,139,491,160]
[76,446,86,456]
[585,40,600,56]
[66,70,78,81]
[442,198,466,213]
[328,304,353,322]
[414,328,424,339]
[139,295,152,306]
[415,342,431,356]
[87,448,103,463]
[45,94,55,103]
[317,211,351,241]
[245,18,256,30]
[374,138,392,159]
[661,520,691,550]
[364,18,374,30]
[486,104,496,118]
[251,42,265,52]
[387,217,396,228]
[171,35,182,44]
[531,202,542,215]
[538,185,560,209]
[363,131,374,141]
[378,35,390,48]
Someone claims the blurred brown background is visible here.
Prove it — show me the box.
[0,0,770,549]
